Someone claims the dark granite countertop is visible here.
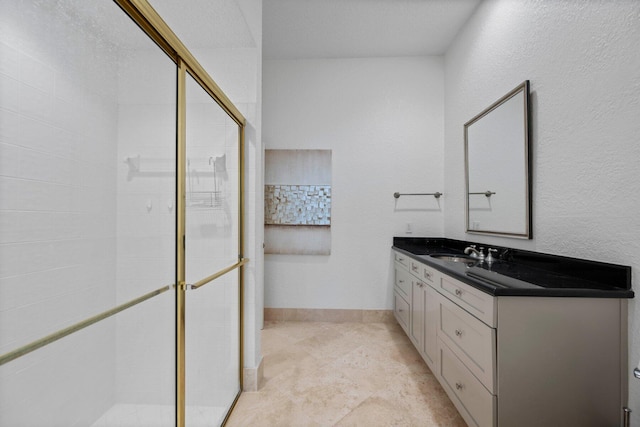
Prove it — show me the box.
[393,237,634,298]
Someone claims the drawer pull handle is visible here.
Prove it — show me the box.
[455,382,464,391]
[412,265,418,272]
[454,288,462,296]
[424,272,432,280]
[455,329,463,337]
[398,257,404,261]
[398,280,404,283]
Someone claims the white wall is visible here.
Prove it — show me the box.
[263,57,444,310]
[443,0,640,418]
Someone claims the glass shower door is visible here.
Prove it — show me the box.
[183,72,242,426]
[2,1,246,426]
[0,1,177,426]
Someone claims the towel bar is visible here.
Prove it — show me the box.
[394,192,442,199]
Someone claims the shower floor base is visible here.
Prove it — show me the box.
[90,403,227,427]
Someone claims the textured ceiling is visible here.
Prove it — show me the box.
[147,0,256,49]
[264,0,481,59]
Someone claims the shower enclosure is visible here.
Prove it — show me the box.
[0,1,246,426]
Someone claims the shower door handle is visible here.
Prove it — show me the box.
[188,258,249,291]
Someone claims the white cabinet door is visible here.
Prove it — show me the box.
[394,264,412,299]
[424,283,439,368]
[410,279,425,351]
[394,292,410,334]
[439,338,496,427]
[439,294,496,392]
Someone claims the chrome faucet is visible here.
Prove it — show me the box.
[464,245,484,259]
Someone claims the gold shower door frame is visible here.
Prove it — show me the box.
[113,2,248,426]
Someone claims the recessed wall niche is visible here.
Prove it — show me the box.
[264,149,332,255]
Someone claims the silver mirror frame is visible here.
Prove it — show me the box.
[464,80,532,239]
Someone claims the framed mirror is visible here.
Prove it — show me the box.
[464,80,531,239]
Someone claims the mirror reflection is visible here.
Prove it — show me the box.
[465,81,531,239]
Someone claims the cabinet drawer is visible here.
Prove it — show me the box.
[421,264,438,286]
[394,251,410,268]
[394,265,412,298]
[439,339,495,427]
[409,260,438,286]
[439,296,495,392]
[409,259,425,281]
[394,292,410,333]
[439,275,496,327]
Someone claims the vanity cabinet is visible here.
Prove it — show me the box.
[438,274,495,327]
[396,256,440,372]
[393,252,412,334]
[409,278,439,368]
[392,249,626,427]
[438,292,496,393]
[410,279,425,353]
[439,339,496,427]
[393,291,410,333]
[423,283,439,368]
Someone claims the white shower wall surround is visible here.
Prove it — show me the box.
[0,1,249,425]
[0,2,120,425]
[116,49,177,407]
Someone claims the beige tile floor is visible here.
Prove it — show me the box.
[226,321,466,426]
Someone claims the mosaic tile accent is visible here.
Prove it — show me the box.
[265,185,331,225]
